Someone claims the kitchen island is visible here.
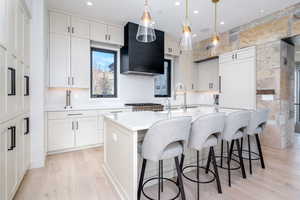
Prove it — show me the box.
[103,107,242,200]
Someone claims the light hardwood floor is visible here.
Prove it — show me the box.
[14,135,300,200]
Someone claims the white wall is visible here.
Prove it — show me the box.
[30,0,47,168]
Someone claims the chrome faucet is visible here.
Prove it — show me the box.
[165,98,172,112]
[174,83,187,112]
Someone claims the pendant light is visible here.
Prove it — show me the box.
[180,0,193,51]
[136,0,156,43]
[212,0,220,46]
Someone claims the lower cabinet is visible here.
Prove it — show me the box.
[47,114,99,152]
[48,119,75,152]
[76,117,98,147]
[0,115,31,200]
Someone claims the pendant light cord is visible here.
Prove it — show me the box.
[186,0,189,19]
[145,0,148,6]
[214,2,217,35]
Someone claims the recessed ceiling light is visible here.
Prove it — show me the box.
[220,21,225,25]
[86,1,93,6]
[175,1,180,6]
[193,10,199,14]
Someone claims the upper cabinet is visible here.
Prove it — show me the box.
[0,0,7,48]
[71,17,90,39]
[165,35,180,57]
[49,11,123,88]
[7,0,16,56]
[50,12,70,35]
[90,21,124,46]
[16,1,24,62]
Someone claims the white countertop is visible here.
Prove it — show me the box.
[103,106,242,131]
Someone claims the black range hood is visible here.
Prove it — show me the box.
[121,22,165,75]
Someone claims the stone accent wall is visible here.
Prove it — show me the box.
[193,3,300,148]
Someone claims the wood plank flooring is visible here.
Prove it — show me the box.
[14,135,300,200]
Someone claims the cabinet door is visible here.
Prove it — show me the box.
[70,37,90,88]
[0,124,6,200]
[75,117,98,147]
[71,17,90,39]
[16,117,24,180]
[7,0,16,56]
[219,57,256,109]
[48,119,75,152]
[23,65,30,112]
[5,122,18,200]
[90,22,107,43]
[0,0,7,47]
[6,55,19,117]
[0,47,6,122]
[49,12,70,36]
[107,25,123,46]
[16,1,24,62]
[24,15,30,66]
[23,116,30,170]
[49,33,70,88]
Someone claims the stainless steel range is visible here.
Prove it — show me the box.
[124,103,164,112]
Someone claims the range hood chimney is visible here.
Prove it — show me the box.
[120,22,165,75]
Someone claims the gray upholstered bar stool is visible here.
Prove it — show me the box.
[212,111,251,187]
[181,113,225,200]
[244,108,269,174]
[137,116,192,200]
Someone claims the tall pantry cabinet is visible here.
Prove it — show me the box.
[0,0,32,200]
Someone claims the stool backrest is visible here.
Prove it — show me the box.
[142,116,192,162]
[189,113,225,150]
[222,111,251,141]
[248,108,269,135]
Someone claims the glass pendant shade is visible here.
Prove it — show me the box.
[212,35,220,46]
[180,20,193,51]
[136,4,156,43]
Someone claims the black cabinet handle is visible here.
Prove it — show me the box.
[8,126,16,151]
[67,113,83,116]
[24,76,30,96]
[24,117,30,135]
[8,68,16,96]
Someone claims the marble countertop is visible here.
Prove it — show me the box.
[103,106,242,132]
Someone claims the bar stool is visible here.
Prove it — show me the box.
[244,109,269,174]
[137,116,192,200]
[213,111,251,187]
[181,113,225,200]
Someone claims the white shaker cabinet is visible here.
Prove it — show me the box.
[90,22,124,46]
[7,0,16,56]
[165,36,180,57]
[90,22,107,43]
[23,116,30,171]
[0,0,7,47]
[0,123,6,200]
[70,37,90,88]
[71,17,90,39]
[49,33,71,88]
[16,116,24,181]
[0,47,6,122]
[16,1,24,62]
[4,120,18,200]
[48,119,75,152]
[24,15,31,67]
[219,46,256,109]
[75,117,99,147]
[50,11,70,36]
[106,25,124,46]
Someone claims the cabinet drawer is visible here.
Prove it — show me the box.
[48,110,98,120]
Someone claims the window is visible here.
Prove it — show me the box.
[90,48,117,98]
[154,59,171,97]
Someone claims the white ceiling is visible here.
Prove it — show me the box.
[47,0,300,41]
